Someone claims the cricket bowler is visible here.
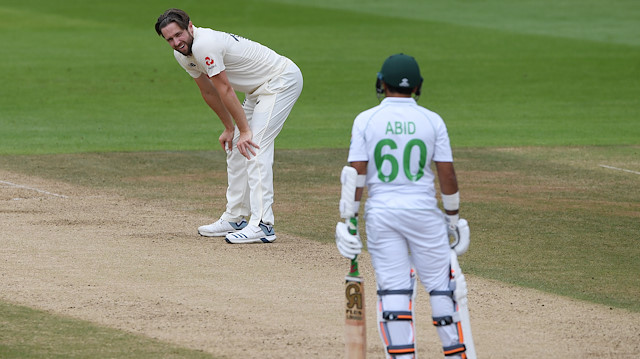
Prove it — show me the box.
[155,8,303,244]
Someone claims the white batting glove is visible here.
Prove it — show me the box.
[335,222,362,260]
[446,216,470,256]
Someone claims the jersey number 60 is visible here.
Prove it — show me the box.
[374,139,427,183]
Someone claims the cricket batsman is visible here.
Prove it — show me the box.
[336,54,476,358]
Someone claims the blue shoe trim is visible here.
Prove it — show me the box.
[258,222,275,236]
[230,220,248,230]
[225,222,275,244]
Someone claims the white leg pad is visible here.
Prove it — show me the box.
[430,251,476,358]
[450,251,476,359]
[377,270,418,358]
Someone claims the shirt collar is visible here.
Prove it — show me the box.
[381,97,416,104]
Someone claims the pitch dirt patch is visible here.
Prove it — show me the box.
[1,170,639,358]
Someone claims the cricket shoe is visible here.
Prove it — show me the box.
[225,222,276,244]
[198,218,248,237]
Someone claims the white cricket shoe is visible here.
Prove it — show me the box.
[225,222,276,244]
[198,218,248,237]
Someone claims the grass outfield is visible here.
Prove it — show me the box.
[1,0,639,153]
[0,302,217,359]
[1,0,639,357]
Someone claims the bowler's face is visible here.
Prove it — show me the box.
[161,22,193,56]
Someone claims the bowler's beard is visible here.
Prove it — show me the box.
[177,34,194,56]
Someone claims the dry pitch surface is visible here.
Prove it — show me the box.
[1,169,639,358]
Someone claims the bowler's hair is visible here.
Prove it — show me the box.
[155,8,190,36]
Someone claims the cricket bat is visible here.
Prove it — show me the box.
[345,256,366,359]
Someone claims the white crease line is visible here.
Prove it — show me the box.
[0,180,68,198]
[599,164,640,176]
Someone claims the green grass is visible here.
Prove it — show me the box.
[270,0,640,46]
[1,0,639,153]
[455,146,640,310]
[1,0,639,356]
[0,301,217,359]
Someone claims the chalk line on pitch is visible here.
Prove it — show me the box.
[599,164,640,175]
[0,180,68,198]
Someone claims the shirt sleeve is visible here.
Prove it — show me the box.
[432,116,454,162]
[191,30,226,78]
[347,114,369,163]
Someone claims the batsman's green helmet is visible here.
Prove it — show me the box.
[377,53,423,90]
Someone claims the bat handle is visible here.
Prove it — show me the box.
[346,216,360,277]
[346,217,358,235]
[349,256,360,277]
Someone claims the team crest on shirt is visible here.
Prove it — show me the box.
[205,57,214,66]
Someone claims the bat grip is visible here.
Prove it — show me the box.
[346,216,360,277]
[347,217,358,235]
[349,256,360,277]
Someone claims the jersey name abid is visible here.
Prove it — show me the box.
[385,121,416,135]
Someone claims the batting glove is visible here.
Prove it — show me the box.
[335,222,362,260]
[446,216,470,256]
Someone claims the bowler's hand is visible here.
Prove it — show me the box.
[218,128,235,154]
[236,129,259,159]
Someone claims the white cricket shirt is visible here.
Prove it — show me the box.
[348,97,453,211]
[174,26,289,94]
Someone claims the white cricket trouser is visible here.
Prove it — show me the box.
[365,208,461,358]
[221,59,303,227]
